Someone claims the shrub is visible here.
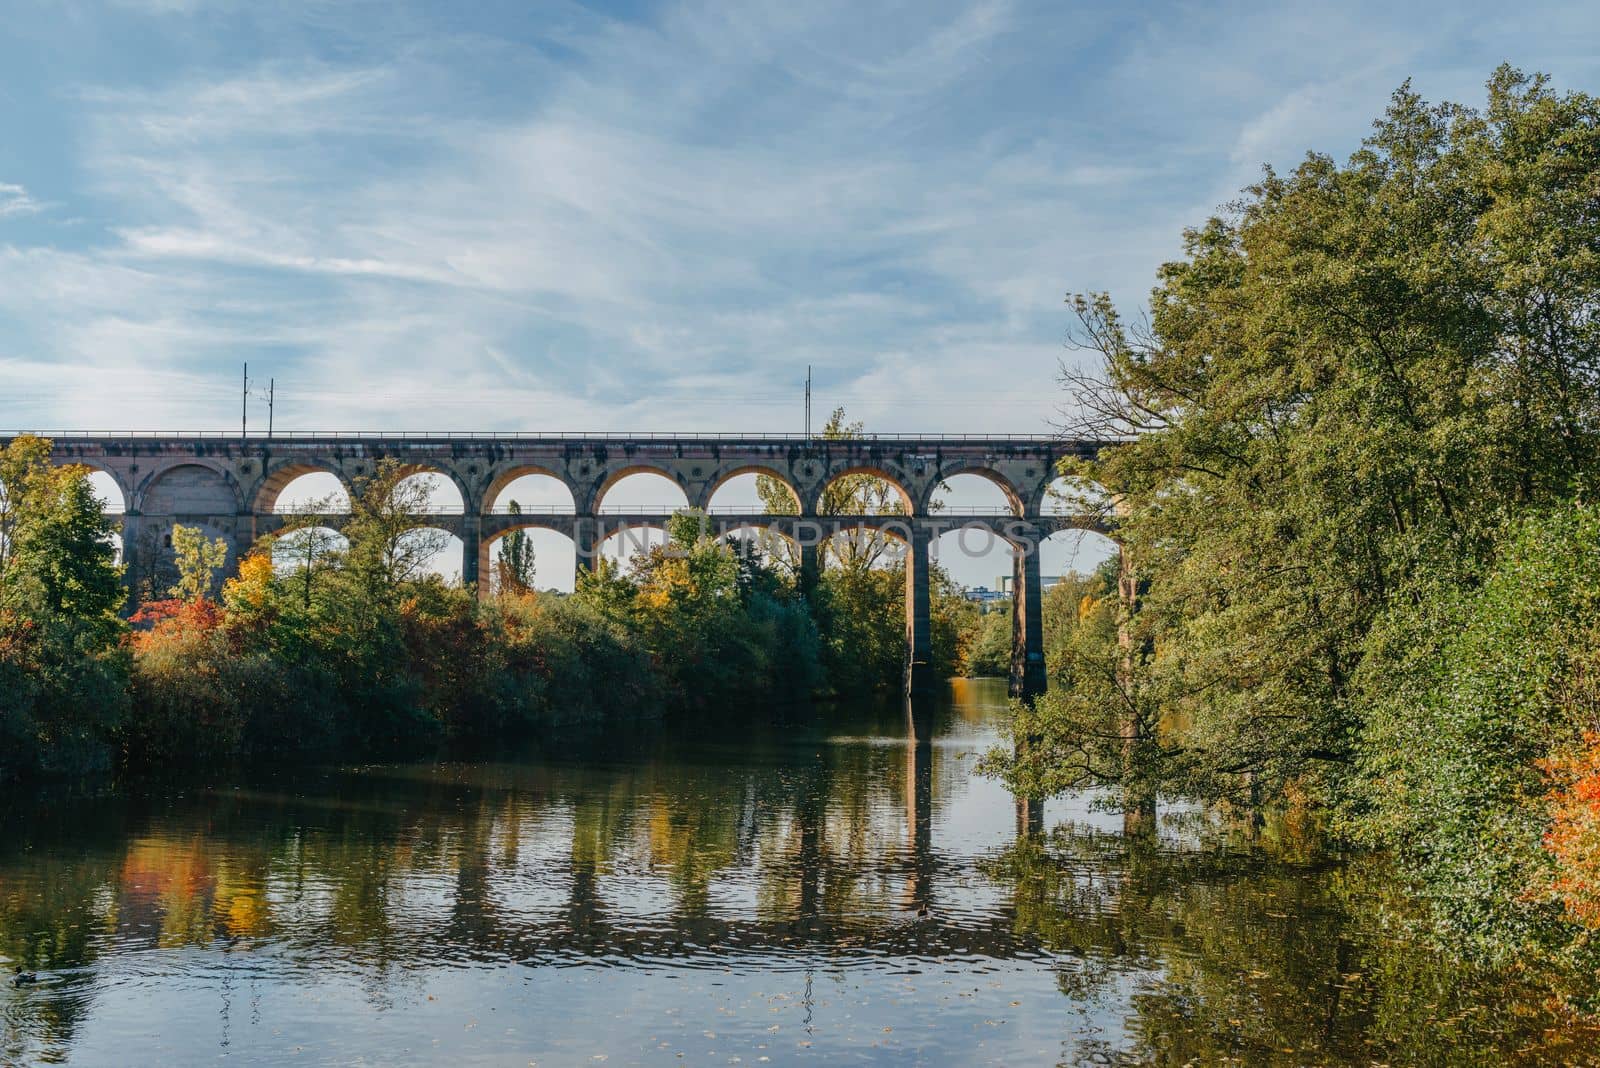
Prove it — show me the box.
[1350,504,1600,1000]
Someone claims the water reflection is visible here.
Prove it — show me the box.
[1,679,1594,1065]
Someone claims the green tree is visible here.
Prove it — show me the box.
[961,603,1014,677]
[342,460,451,598]
[979,570,1157,804]
[600,508,823,705]
[2,462,125,624]
[0,437,130,777]
[169,524,229,602]
[265,494,346,609]
[1350,504,1600,993]
[755,407,967,693]
[0,434,52,585]
[1035,67,1600,807]
[497,501,537,594]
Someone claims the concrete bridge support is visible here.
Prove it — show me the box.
[460,514,482,592]
[118,514,147,607]
[116,512,254,605]
[572,516,599,585]
[1009,534,1047,701]
[904,524,935,699]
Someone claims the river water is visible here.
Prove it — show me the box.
[1,678,1595,1066]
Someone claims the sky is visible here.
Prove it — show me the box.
[6,0,1599,585]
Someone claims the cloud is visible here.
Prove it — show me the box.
[0,183,42,218]
[3,0,1598,439]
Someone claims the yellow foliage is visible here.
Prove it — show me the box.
[223,549,275,610]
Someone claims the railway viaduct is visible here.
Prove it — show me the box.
[20,433,1116,700]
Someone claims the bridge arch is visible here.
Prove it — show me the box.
[255,463,353,514]
[924,470,1022,517]
[812,465,915,516]
[593,467,689,515]
[1038,526,1121,581]
[383,463,470,514]
[1028,473,1112,522]
[485,464,576,515]
[270,525,349,573]
[81,467,129,514]
[136,461,243,516]
[931,518,1017,578]
[719,521,803,574]
[381,525,465,584]
[705,465,801,514]
[599,521,670,571]
[822,519,910,570]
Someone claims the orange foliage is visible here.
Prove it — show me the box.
[0,609,39,655]
[128,598,225,646]
[1539,732,1600,928]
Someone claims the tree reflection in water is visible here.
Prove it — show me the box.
[986,820,1600,1066]
[1,683,1595,1065]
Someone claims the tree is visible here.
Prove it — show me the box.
[754,407,969,692]
[0,434,52,585]
[0,438,129,777]
[497,501,537,594]
[961,602,1014,677]
[1349,503,1600,998]
[1,461,125,624]
[565,507,822,706]
[169,524,229,602]
[978,568,1160,804]
[273,495,346,608]
[342,460,451,597]
[1036,67,1600,808]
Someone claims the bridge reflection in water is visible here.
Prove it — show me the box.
[3,680,1591,1066]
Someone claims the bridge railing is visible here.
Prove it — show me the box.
[484,504,1033,516]
[8,430,1075,443]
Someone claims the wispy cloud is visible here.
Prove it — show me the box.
[0,183,42,218]
[1,0,1597,434]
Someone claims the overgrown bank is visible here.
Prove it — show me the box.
[1,435,971,779]
[983,67,1600,1007]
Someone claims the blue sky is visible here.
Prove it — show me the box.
[4,0,1598,438]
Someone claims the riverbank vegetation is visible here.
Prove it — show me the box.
[984,67,1600,1005]
[1,417,973,779]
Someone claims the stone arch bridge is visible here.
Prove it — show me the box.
[23,433,1117,700]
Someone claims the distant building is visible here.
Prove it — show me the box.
[996,574,1070,595]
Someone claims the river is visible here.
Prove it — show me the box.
[1,678,1595,1065]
